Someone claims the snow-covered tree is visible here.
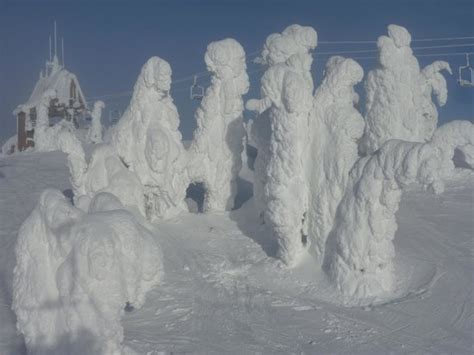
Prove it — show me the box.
[360,24,452,155]
[246,24,317,266]
[13,189,163,354]
[189,38,249,212]
[112,57,188,220]
[324,121,474,302]
[87,100,105,144]
[307,56,365,260]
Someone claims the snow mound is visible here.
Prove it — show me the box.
[12,189,163,354]
[307,56,365,260]
[323,120,474,303]
[361,24,452,155]
[112,57,188,221]
[188,38,249,212]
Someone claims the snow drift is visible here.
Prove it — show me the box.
[246,24,317,266]
[360,24,452,155]
[307,56,365,260]
[188,38,249,212]
[12,189,163,354]
[112,57,188,221]
[323,120,474,302]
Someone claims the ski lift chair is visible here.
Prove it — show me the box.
[190,75,204,100]
[458,54,474,87]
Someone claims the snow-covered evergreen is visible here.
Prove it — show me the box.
[361,25,452,155]
[324,120,474,302]
[247,24,317,266]
[87,100,105,144]
[112,57,188,220]
[188,38,249,212]
[12,189,163,354]
[307,56,365,260]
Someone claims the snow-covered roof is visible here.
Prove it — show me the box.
[14,62,86,115]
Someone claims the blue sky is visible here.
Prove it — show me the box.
[1,0,473,142]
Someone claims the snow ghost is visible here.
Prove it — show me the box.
[13,189,163,354]
[188,38,249,212]
[246,24,317,266]
[307,56,365,260]
[323,121,474,303]
[112,56,188,220]
[80,144,145,214]
[87,100,105,144]
[360,24,452,155]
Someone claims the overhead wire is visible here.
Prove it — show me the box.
[87,37,474,103]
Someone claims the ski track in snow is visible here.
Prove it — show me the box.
[0,152,473,354]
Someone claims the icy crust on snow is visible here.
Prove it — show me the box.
[361,25,452,155]
[112,57,188,221]
[12,189,163,354]
[246,24,317,266]
[323,120,474,302]
[87,100,105,144]
[188,38,249,212]
[307,56,365,260]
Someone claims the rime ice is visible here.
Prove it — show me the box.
[112,57,188,220]
[188,38,249,212]
[361,25,452,155]
[12,189,163,354]
[247,24,317,266]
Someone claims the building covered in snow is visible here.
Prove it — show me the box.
[13,24,87,151]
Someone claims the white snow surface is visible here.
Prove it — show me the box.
[246,24,317,266]
[324,121,474,303]
[361,24,452,155]
[0,150,473,353]
[188,38,249,212]
[112,57,188,221]
[12,188,163,354]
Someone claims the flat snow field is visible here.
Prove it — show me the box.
[0,151,472,354]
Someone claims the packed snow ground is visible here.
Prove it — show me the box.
[0,151,472,353]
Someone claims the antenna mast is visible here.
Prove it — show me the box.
[62,37,65,67]
[54,20,57,59]
[49,35,52,61]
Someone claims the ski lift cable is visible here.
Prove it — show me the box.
[319,36,474,44]
[87,47,474,101]
[317,43,474,55]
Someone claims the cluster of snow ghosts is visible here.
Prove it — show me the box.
[323,121,474,302]
[360,24,452,155]
[87,100,105,144]
[307,56,365,260]
[188,38,249,212]
[13,189,163,354]
[247,24,317,266]
[112,57,188,220]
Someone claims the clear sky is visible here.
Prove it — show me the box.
[1,0,473,142]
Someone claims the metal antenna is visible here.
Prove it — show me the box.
[49,35,52,61]
[62,37,65,67]
[54,20,57,58]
